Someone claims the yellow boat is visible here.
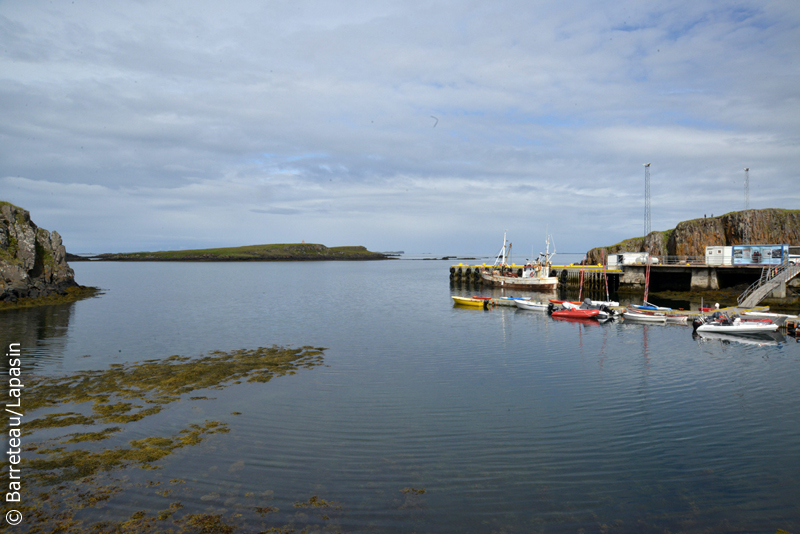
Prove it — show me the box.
[452,296,490,308]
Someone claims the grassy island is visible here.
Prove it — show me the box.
[89,243,389,261]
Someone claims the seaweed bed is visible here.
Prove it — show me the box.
[15,344,370,534]
[0,286,102,311]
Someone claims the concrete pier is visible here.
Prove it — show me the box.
[689,268,720,290]
[451,262,799,294]
[449,263,621,291]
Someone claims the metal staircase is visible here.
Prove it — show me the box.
[738,260,800,308]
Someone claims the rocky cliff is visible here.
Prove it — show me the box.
[587,209,800,263]
[1,201,77,302]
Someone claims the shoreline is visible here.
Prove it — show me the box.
[0,286,103,311]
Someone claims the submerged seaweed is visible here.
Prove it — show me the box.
[0,285,103,311]
[21,344,332,533]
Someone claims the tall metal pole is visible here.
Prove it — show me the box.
[743,168,750,244]
[644,163,651,238]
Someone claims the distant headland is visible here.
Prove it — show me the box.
[73,243,391,262]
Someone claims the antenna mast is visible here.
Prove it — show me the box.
[644,163,651,238]
[742,168,750,244]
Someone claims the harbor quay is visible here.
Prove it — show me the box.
[450,262,799,297]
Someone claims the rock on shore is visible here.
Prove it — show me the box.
[586,208,800,263]
[1,201,77,302]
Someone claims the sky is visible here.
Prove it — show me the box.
[1,1,799,257]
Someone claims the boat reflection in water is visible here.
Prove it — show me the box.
[693,330,786,346]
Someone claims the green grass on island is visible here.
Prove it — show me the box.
[94,243,389,261]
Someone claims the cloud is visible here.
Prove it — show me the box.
[1,0,798,255]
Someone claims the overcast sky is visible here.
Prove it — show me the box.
[2,1,799,257]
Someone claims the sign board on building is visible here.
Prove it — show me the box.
[731,245,790,266]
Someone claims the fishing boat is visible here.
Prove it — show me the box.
[479,233,558,290]
[514,299,549,311]
[452,296,491,308]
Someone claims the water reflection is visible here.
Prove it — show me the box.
[693,330,787,346]
[0,303,73,372]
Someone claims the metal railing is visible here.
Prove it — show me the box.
[656,255,706,265]
[737,259,800,308]
[606,256,705,266]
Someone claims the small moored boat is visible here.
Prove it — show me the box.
[547,302,601,320]
[665,315,689,324]
[630,301,671,312]
[692,313,778,335]
[452,296,491,308]
[553,308,600,319]
[622,310,668,323]
[515,299,549,311]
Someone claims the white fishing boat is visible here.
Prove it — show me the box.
[479,233,558,291]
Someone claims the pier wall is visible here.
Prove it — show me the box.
[449,264,620,291]
[617,265,772,291]
[449,263,797,293]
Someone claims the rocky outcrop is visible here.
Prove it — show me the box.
[1,201,77,302]
[587,209,800,263]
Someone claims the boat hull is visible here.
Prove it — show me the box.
[623,311,667,323]
[666,315,689,323]
[480,271,558,290]
[551,309,600,319]
[451,296,489,308]
[695,323,778,334]
[514,300,549,311]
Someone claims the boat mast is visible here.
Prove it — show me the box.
[544,233,556,264]
[495,230,509,267]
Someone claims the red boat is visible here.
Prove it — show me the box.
[551,314,602,324]
[550,308,600,320]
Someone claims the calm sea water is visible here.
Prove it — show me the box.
[5,259,800,533]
